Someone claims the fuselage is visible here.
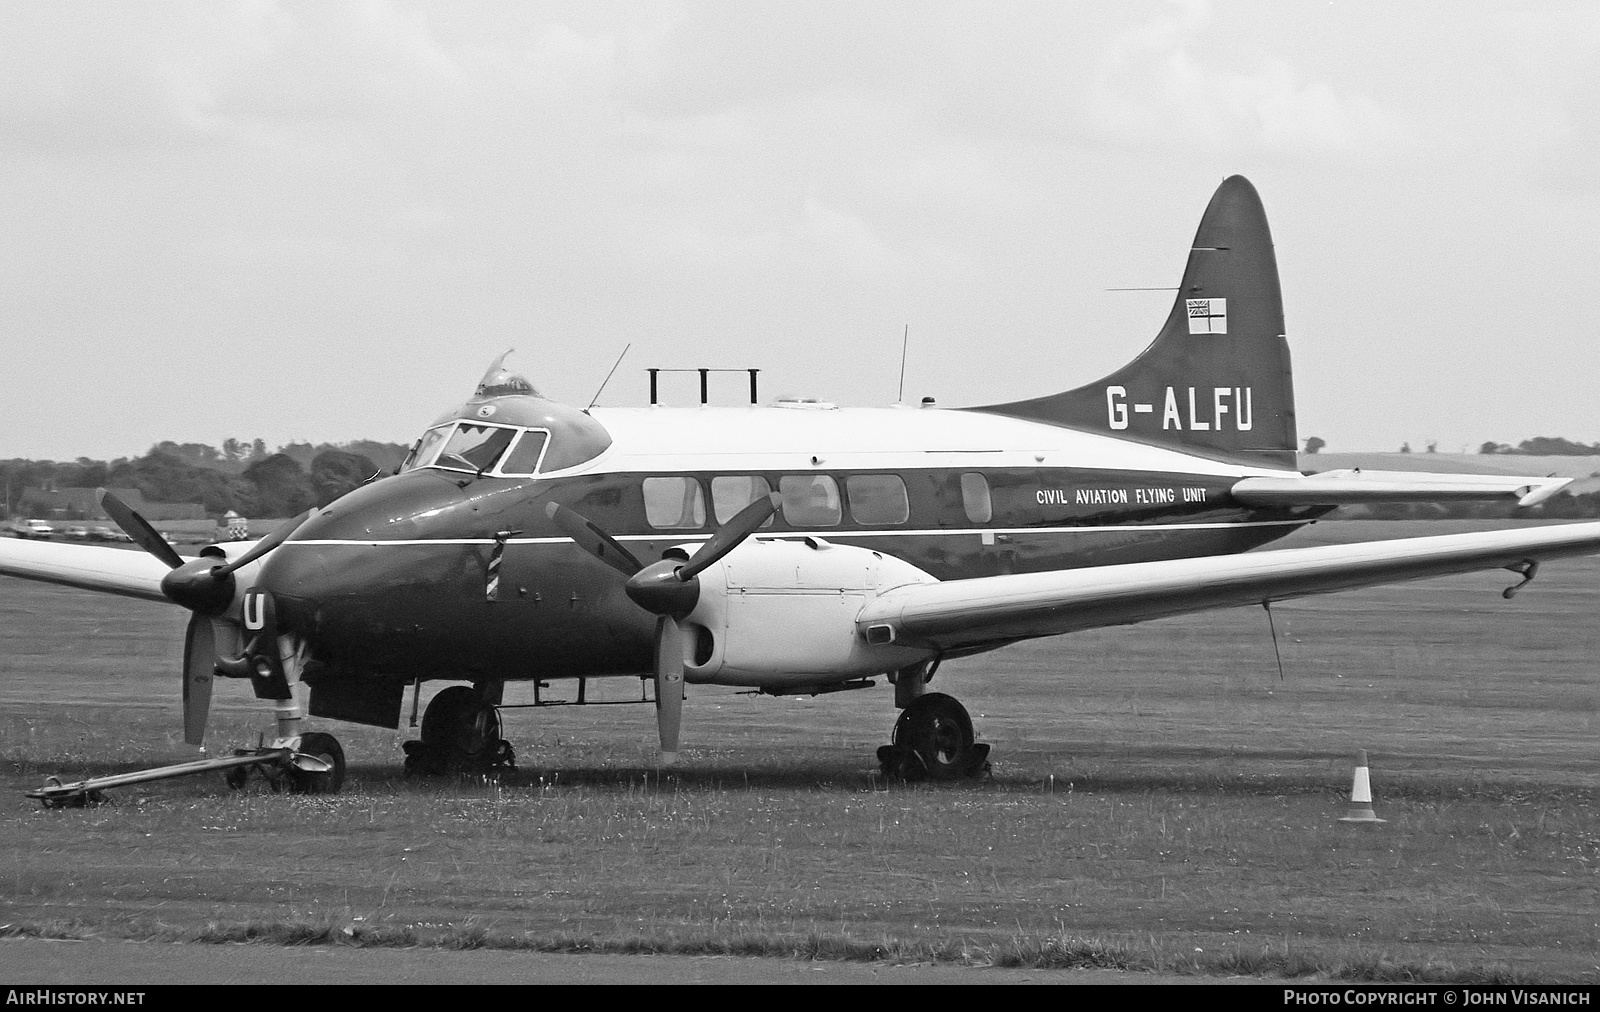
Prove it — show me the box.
[261,398,1324,685]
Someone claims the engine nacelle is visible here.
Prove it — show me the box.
[678,538,938,689]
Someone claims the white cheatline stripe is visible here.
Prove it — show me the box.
[282,519,1306,549]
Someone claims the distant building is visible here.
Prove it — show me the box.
[20,487,205,521]
[19,486,144,519]
[139,501,208,521]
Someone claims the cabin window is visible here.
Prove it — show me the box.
[960,472,992,523]
[498,430,549,476]
[711,475,775,526]
[642,476,707,529]
[434,423,516,473]
[846,474,909,525]
[778,475,841,527]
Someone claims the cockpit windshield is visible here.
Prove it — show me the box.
[400,422,555,477]
[437,424,516,472]
[400,356,612,477]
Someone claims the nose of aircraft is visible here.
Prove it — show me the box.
[254,469,551,672]
[259,469,530,619]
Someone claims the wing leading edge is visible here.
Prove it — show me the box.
[858,522,1600,653]
[0,539,177,603]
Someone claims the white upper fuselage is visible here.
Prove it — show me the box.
[576,404,1297,479]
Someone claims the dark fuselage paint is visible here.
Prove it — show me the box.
[262,466,1325,683]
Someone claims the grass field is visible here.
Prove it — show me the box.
[1,520,1596,981]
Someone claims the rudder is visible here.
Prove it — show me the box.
[970,175,1297,469]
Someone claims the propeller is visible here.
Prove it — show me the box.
[100,489,311,616]
[98,489,311,745]
[545,492,781,760]
[99,487,182,569]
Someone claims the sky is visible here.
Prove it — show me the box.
[2,0,1599,461]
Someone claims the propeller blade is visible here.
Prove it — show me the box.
[99,489,183,569]
[182,613,215,747]
[215,509,312,575]
[654,615,684,763]
[677,492,779,580]
[545,502,643,576]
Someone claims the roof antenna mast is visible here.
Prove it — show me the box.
[896,324,909,404]
[586,343,631,412]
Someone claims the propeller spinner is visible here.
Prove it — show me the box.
[545,492,781,762]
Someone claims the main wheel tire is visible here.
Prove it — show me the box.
[418,685,507,772]
[287,731,346,794]
[892,692,978,781]
[420,685,501,756]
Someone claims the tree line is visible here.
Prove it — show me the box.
[1477,436,1600,456]
[2,439,410,520]
[1306,435,1600,456]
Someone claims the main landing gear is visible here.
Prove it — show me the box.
[402,684,516,776]
[876,663,990,782]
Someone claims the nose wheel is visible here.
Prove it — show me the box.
[286,731,346,793]
[221,732,347,794]
[403,685,516,776]
[877,692,990,782]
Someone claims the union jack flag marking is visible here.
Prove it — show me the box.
[1186,298,1227,335]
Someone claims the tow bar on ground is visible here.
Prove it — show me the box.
[25,746,332,807]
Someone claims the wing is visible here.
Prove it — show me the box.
[857,522,1600,653]
[1233,469,1570,508]
[0,538,179,603]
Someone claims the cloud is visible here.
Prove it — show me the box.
[1084,2,1412,159]
[0,1,469,156]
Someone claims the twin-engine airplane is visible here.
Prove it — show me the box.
[4,175,1599,793]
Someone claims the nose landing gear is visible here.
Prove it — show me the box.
[402,684,516,776]
[287,731,347,793]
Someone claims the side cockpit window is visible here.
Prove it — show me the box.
[499,430,549,476]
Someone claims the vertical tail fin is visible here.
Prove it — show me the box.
[970,175,1297,469]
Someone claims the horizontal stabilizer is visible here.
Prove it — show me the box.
[0,539,177,603]
[1232,469,1572,509]
[859,522,1600,652]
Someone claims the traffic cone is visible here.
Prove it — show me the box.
[1338,749,1386,823]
